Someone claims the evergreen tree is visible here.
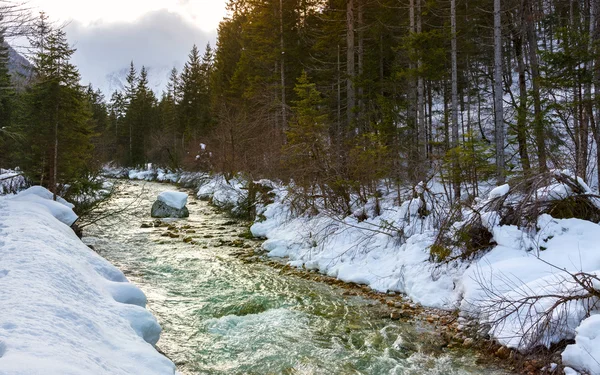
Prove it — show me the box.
[0,21,13,128]
[0,21,16,166]
[85,85,110,163]
[123,61,138,165]
[22,15,94,199]
[159,68,182,166]
[180,44,212,143]
[283,71,330,187]
[129,66,157,165]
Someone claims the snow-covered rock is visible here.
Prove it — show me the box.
[0,191,175,375]
[151,191,190,218]
[157,191,188,210]
[151,200,189,218]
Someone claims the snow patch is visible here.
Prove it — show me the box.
[488,184,509,199]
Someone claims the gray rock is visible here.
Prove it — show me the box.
[151,200,190,218]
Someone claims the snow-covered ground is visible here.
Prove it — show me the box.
[0,186,175,375]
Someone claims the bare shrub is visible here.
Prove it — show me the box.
[471,261,600,352]
[431,171,600,262]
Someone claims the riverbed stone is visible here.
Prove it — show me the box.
[151,200,189,218]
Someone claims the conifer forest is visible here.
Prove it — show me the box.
[1,0,599,201]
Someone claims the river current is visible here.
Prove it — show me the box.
[84,180,511,375]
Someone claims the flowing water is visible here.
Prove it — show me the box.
[84,180,511,375]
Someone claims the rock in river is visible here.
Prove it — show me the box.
[151,191,190,218]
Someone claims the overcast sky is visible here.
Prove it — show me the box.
[27,0,228,95]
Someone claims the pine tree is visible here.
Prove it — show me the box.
[283,71,330,188]
[134,66,157,164]
[22,15,94,199]
[161,67,182,163]
[0,21,16,165]
[123,61,137,164]
[0,19,14,131]
[180,44,211,143]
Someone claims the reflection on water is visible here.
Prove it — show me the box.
[84,180,510,375]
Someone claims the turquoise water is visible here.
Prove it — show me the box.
[84,180,510,375]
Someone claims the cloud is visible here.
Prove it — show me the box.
[65,9,217,96]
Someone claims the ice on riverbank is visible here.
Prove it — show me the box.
[0,187,175,375]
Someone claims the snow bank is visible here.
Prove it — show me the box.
[197,175,245,206]
[250,183,461,308]
[562,314,600,375]
[0,187,175,375]
[157,191,188,210]
[103,165,208,189]
[461,214,600,350]
[10,186,78,226]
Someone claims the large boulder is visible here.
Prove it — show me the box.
[151,191,190,218]
[151,200,189,218]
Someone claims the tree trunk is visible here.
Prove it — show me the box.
[515,3,531,175]
[407,0,418,182]
[53,118,58,201]
[451,0,461,198]
[280,0,287,133]
[357,0,364,131]
[494,0,505,184]
[130,123,133,166]
[526,0,546,172]
[591,0,600,187]
[417,0,426,177]
[346,0,355,133]
[337,44,342,143]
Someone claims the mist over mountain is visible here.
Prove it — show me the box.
[65,9,216,96]
[7,44,32,88]
[102,65,174,97]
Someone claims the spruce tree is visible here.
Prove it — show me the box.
[0,20,14,131]
[283,71,329,188]
[0,22,15,165]
[129,66,157,165]
[180,44,211,143]
[22,15,94,199]
[123,61,137,165]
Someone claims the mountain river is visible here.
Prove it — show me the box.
[84,180,513,375]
